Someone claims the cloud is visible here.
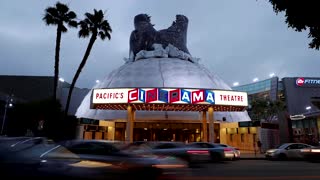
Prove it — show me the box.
[0,0,319,88]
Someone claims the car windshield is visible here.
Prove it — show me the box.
[275,144,289,149]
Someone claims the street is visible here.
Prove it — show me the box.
[175,160,320,180]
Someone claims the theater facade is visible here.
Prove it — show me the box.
[75,14,251,144]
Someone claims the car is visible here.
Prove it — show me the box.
[300,146,320,162]
[186,142,236,161]
[214,143,240,160]
[123,141,212,166]
[265,143,313,160]
[0,138,188,179]
[60,140,188,177]
[0,137,130,179]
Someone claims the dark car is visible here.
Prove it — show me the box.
[0,138,182,179]
[124,141,211,165]
[59,140,188,177]
[0,137,129,179]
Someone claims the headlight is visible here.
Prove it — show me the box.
[311,149,320,153]
[267,149,277,153]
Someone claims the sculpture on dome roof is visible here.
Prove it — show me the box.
[129,14,193,62]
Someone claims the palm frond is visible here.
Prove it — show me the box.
[68,20,78,28]
[66,11,77,20]
[98,31,106,40]
[79,28,90,38]
[61,25,68,33]
[56,2,69,14]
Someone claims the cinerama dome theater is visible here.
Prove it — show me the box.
[75,14,250,142]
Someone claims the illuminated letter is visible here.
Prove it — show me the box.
[146,88,158,103]
[128,89,138,103]
[169,89,180,103]
[181,89,191,103]
[192,90,204,103]
[205,90,214,104]
[158,89,168,103]
[139,89,145,102]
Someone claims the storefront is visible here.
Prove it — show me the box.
[283,77,320,144]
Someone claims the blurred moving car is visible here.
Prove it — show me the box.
[214,143,240,160]
[60,140,188,176]
[123,141,211,165]
[0,137,187,179]
[187,142,237,161]
[265,143,313,160]
[301,146,320,162]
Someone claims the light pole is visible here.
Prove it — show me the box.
[1,94,14,135]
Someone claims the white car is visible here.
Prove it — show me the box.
[265,143,313,160]
[215,143,240,160]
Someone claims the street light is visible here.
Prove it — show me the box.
[306,106,312,110]
[253,78,259,82]
[95,80,100,83]
[1,94,14,135]
[233,82,239,86]
[59,77,65,82]
[269,73,275,78]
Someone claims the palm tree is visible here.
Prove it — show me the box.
[64,9,112,117]
[43,2,77,101]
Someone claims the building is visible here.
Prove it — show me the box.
[0,75,89,135]
[75,14,251,145]
[233,76,320,151]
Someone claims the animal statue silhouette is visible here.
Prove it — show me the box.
[129,14,190,60]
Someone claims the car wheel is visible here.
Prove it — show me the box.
[278,153,287,160]
[211,152,222,162]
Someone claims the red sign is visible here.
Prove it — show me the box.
[296,78,305,86]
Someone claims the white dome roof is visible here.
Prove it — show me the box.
[76,58,251,122]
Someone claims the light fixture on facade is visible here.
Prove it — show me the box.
[306,106,311,110]
[144,128,148,130]
[290,114,306,120]
[59,78,65,82]
[96,80,100,83]
[163,128,167,130]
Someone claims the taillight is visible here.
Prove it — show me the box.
[187,150,209,155]
[224,148,233,152]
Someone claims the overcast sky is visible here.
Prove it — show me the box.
[0,0,319,88]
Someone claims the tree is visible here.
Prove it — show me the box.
[64,9,112,117]
[268,0,320,50]
[250,98,285,122]
[43,2,77,101]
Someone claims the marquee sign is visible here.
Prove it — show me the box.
[92,88,248,107]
